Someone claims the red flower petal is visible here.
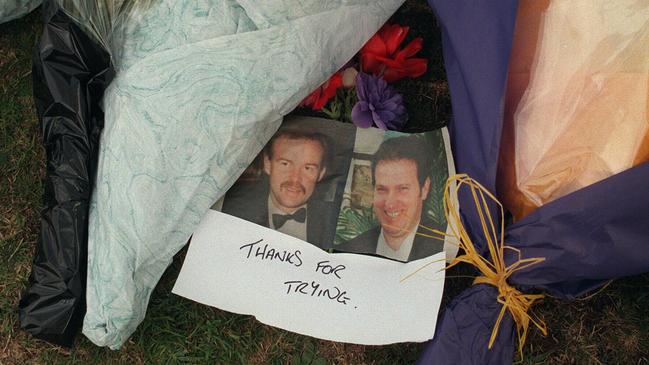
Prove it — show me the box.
[312,95,328,110]
[306,72,343,110]
[373,55,403,69]
[300,88,322,108]
[361,52,384,74]
[383,69,406,83]
[401,57,428,78]
[323,73,343,95]
[382,24,409,55]
[361,33,387,56]
[380,58,428,83]
[360,32,388,74]
[397,37,423,59]
[359,23,427,83]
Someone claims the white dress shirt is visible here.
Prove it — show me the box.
[376,221,419,262]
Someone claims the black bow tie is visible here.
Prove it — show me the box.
[272,207,307,229]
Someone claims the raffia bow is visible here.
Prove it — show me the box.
[404,174,547,358]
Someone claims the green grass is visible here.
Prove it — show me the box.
[1,2,648,364]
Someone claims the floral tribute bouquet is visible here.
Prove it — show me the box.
[299,23,428,131]
[418,1,649,364]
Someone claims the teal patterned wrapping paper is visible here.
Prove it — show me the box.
[0,0,40,23]
[81,0,404,349]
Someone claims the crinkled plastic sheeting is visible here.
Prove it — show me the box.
[78,0,405,349]
[419,1,649,364]
[499,0,649,220]
[0,0,41,24]
[18,0,113,347]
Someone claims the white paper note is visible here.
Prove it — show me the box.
[173,210,445,345]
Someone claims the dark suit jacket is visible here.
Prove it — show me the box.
[221,180,334,250]
[335,217,444,262]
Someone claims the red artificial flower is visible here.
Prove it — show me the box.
[300,72,344,110]
[360,23,428,83]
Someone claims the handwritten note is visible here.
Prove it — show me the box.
[173,210,445,345]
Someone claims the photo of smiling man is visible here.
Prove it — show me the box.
[336,135,445,262]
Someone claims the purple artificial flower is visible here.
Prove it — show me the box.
[351,72,408,130]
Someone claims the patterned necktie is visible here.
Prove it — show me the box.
[272,207,307,229]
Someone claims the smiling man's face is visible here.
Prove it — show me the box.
[372,159,430,245]
[264,136,326,214]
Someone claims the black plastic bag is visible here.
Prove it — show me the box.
[18,0,113,347]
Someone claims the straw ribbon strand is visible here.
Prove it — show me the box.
[446,174,547,357]
[406,174,547,358]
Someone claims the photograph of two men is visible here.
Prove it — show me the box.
[214,116,453,263]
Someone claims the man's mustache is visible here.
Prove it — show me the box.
[280,181,306,193]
